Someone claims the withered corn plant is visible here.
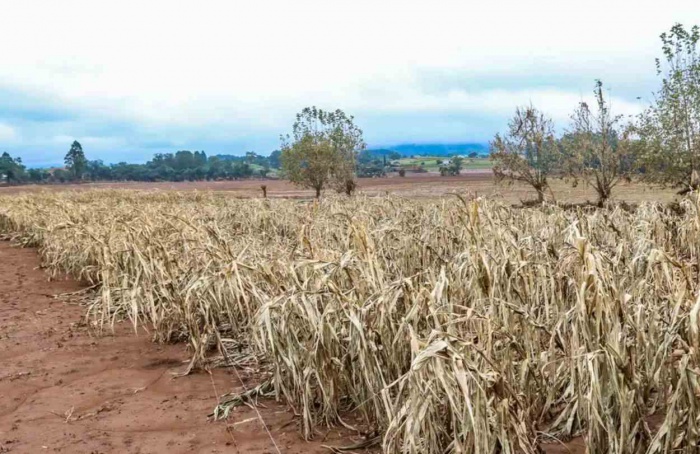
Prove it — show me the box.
[1,189,699,453]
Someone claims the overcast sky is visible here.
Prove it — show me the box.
[1,0,698,166]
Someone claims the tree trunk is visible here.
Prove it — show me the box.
[315,187,321,198]
[344,179,356,196]
[536,188,545,203]
[596,188,609,208]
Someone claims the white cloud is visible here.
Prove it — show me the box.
[0,0,697,158]
[51,135,75,144]
[0,123,17,141]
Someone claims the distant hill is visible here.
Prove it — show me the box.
[368,143,488,157]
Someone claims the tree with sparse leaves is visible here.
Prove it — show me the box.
[490,106,559,203]
[636,24,700,194]
[561,81,636,206]
[280,107,365,198]
[64,140,87,181]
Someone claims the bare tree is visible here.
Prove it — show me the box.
[490,106,559,203]
[562,81,635,206]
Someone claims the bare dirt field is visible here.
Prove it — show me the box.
[0,242,360,454]
[0,172,680,204]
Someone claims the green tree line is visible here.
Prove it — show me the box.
[0,138,397,186]
[0,142,284,184]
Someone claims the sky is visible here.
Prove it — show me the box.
[0,0,698,167]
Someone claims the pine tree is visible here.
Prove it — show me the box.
[64,141,87,181]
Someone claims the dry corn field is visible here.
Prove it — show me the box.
[2,189,700,453]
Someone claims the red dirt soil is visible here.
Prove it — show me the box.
[0,242,363,454]
[0,172,678,205]
[0,172,492,199]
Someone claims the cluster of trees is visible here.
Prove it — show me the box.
[439,156,464,176]
[1,136,414,188]
[356,149,403,177]
[0,142,282,184]
[109,150,273,182]
[0,152,26,184]
[491,24,700,206]
[1,141,92,184]
[357,150,477,178]
[0,151,82,184]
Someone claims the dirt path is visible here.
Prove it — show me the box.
[0,242,357,454]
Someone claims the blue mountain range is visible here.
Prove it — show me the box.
[369,142,489,157]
